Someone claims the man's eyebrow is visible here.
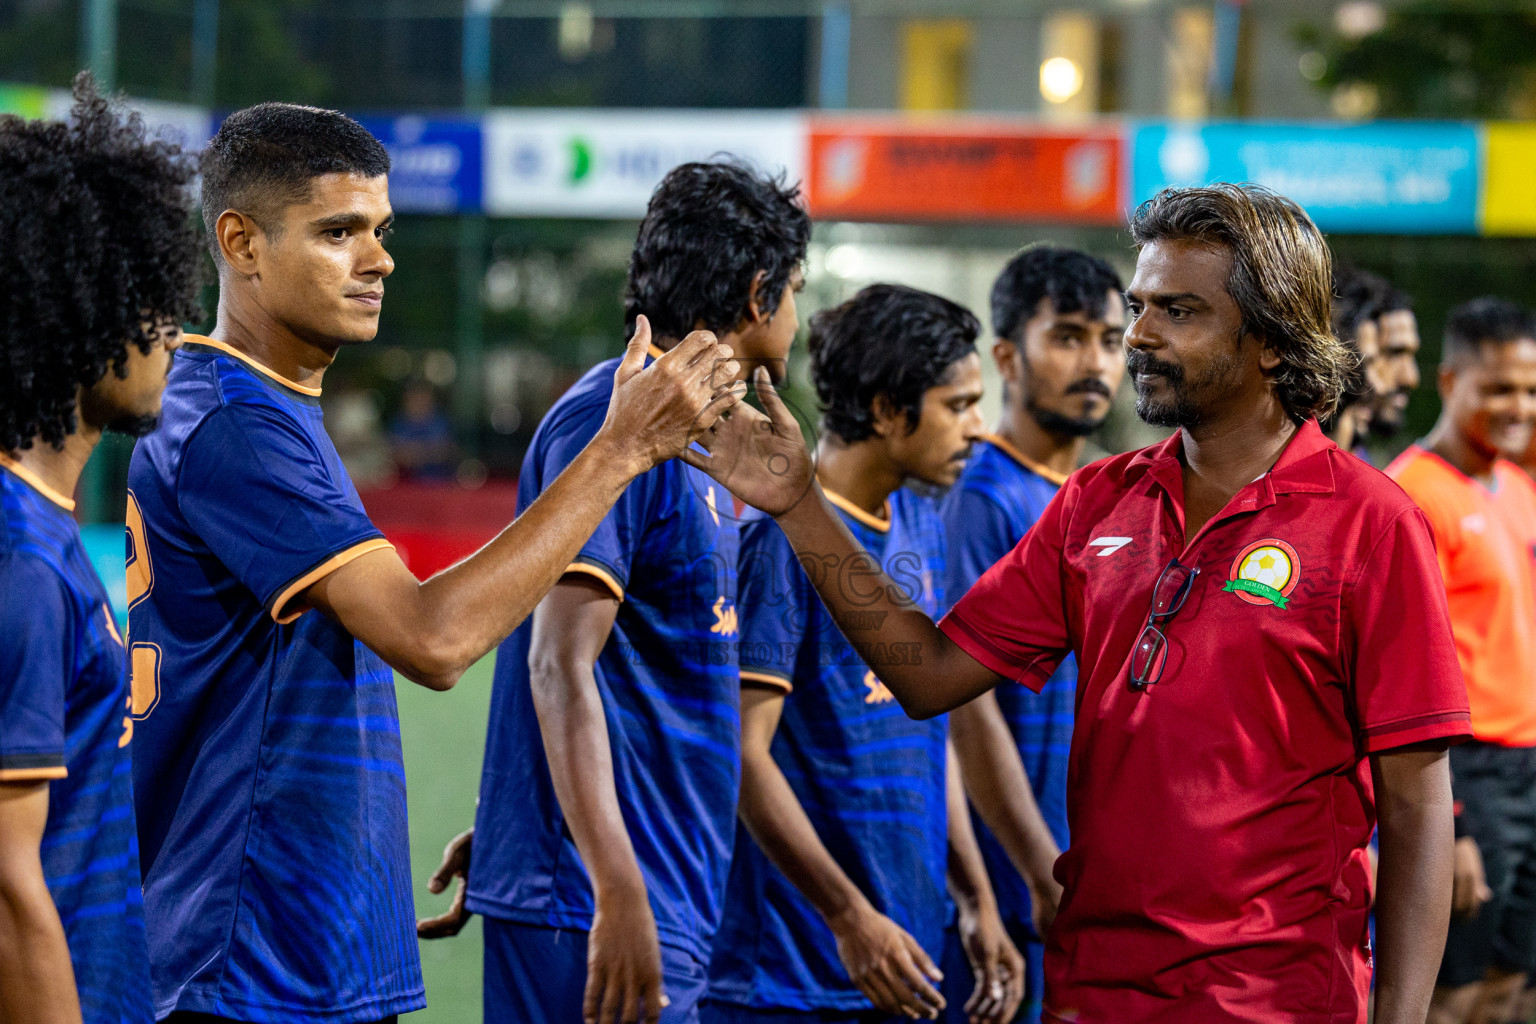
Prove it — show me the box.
[1125,290,1209,308]
[310,211,393,229]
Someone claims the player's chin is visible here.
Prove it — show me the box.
[335,312,383,344]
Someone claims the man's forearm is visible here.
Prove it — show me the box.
[530,660,647,899]
[944,741,1000,918]
[950,694,1060,892]
[739,749,871,925]
[1372,746,1455,1024]
[773,488,1000,717]
[0,880,82,1024]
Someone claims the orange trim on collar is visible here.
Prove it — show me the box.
[647,343,665,359]
[823,487,891,533]
[740,669,793,694]
[0,453,76,512]
[188,335,324,397]
[980,434,1070,486]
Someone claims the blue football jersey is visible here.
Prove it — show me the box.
[707,488,950,1011]
[940,433,1074,1010]
[0,458,152,1024]
[467,352,742,965]
[126,338,421,1023]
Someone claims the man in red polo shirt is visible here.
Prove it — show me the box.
[692,183,1469,1024]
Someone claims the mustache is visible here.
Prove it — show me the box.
[1126,349,1185,384]
[950,445,974,463]
[1064,378,1114,398]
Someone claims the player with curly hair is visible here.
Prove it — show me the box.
[0,72,203,1024]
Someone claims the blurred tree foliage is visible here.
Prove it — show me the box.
[1297,1,1536,118]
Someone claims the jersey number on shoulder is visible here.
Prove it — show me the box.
[125,492,162,721]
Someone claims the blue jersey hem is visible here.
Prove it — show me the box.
[467,897,711,962]
[155,986,425,1023]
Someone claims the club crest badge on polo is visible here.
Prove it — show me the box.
[1224,539,1300,609]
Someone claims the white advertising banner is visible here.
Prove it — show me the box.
[484,110,807,217]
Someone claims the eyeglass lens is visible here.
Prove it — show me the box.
[1130,623,1168,689]
[1150,563,1196,618]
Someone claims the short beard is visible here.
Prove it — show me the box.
[1026,399,1105,438]
[105,414,161,438]
[1128,345,1243,429]
[1367,400,1407,440]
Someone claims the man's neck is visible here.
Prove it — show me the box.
[212,290,336,391]
[1424,419,1497,486]
[1180,396,1298,506]
[994,403,1083,479]
[814,437,902,517]
[8,422,101,509]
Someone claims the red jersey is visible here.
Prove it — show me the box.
[940,420,1469,1024]
[1387,447,1536,746]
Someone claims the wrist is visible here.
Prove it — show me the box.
[824,891,875,935]
[588,428,650,483]
[590,865,649,908]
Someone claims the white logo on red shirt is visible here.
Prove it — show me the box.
[1088,536,1133,557]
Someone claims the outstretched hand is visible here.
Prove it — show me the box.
[601,315,745,476]
[682,368,816,517]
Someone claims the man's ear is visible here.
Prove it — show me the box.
[744,269,769,325]
[993,338,1024,386]
[1255,334,1284,373]
[1437,363,1458,403]
[869,393,901,439]
[216,209,264,279]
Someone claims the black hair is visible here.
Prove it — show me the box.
[201,102,390,258]
[0,73,203,452]
[1331,266,1391,346]
[808,283,980,443]
[1379,286,1414,315]
[624,160,810,340]
[990,244,1123,341]
[1444,296,1536,365]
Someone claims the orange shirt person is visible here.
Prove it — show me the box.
[1387,296,1536,1024]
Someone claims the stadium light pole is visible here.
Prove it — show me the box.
[456,0,494,463]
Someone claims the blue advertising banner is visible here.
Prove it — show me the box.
[358,116,482,214]
[1132,122,1479,234]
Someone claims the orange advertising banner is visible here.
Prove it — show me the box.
[806,117,1125,225]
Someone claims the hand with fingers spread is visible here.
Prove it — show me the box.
[956,900,1024,1024]
[416,828,474,939]
[584,884,670,1024]
[683,367,815,517]
[828,901,945,1019]
[600,315,745,477]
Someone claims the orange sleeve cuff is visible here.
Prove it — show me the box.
[269,538,395,624]
[563,562,625,602]
[740,669,793,693]
[0,766,67,782]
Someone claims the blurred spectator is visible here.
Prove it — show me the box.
[1386,297,1536,1024]
[327,385,394,489]
[389,382,459,483]
[1324,266,1390,453]
[1364,284,1422,444]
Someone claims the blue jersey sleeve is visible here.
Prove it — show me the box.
[534,397,656,601]
[0,555,70,781]
[942,485,1017,613]
[177,403,390,623]
[736,515,805,693]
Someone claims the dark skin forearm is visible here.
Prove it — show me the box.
[773,487,1002,718]
[950,693,1061,931]
[1371,743,1455,1024]
[944,740,998,918]
[0,783,81,1024]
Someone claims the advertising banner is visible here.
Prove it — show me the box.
[1480,122,1536,237]
[1132,122,1479,234]
[483,110,806,217]
[806,118,1123,225]
[359,116,482,214]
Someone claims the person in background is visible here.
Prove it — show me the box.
[1363,282,1422,450]
[938,245,1126,1024]
[0,74,202,1024]
[388,381,458,482]
[1323,266,1387,453]
[1387,298,1536,1024]
[704,284,1023,1024]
